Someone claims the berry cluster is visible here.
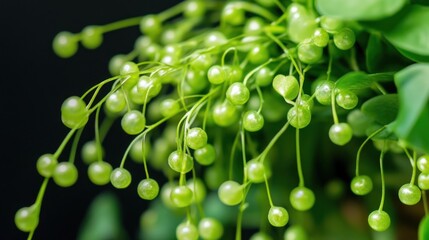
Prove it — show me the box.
[15,0,429,239]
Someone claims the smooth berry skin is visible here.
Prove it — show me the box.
[287,106,312,129]
[289,186,315,211]
[313,28,329,47]
[221,3,245,26]
[268,206,289,227]
[121,110,146,135]
[198,217,224,240]
[350,175,373,196]
[398,183,421,205]
[186,127,208,150]
[137,178,159,200]
[176,222,199,240]
[53,162,78,187]
[61,96,89,129]
[418,173,429,190]
[333,28,356,50]
[272,74,299,100]
[243,110,264,132]
[81,140,104,164]
[160,98,180,118]
[110,168,132,189]
[297,41,323,64]
[246,160,266,183]
[36,153,57,177]
[139,14,162,38]
[194,144,216,166]
[218,180,244,206]
[336,90,358,110]
[226,82,250,105]
[329,123,353,146]
[52,31,78,58]
[368,210,390,232]
[417,155,429,173]
[87,161,112,186]
[168,151,194,174]
[207,65,226,85]
[15,205,39,232]
[81,25,103,49]
[284,225,307,240]
[212,101,238,127]
[315,80,335,105]
[170,185,193,208]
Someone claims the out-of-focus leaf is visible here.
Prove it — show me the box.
[364,5,429,57]
[419,215,429,240]
[392,63,429,154]
[77,191,127,240]
[361,94,398,125]
[315,0,407,20]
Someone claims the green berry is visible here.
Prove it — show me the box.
[140,14,162,38]
[350,175,373,195]
[88,161,112,186]
[36,153,58,177]
[187,178,207,203]
[53,162,78,187]
[312,28,329,48]
[418,173,429,190]
[289,186,315,211]
[198,217,224,240]
[246,159,266,183]
[212,101,238,127]
[218,180,243,206]
[168,150,194,174]
[186,127,208,150]
[177,222,199,240]
[52,31,78,58]
[268,206,289,227]
[81,25,103,49]
[221,3,245,26]
[81,140,104,164]
[272,74,299,100]
[336,90,358,110]
[110,168,132,189]
[170,185,193,207]
[314,80,335,105]
[284,225,308,240]
[297,40,323,64]
[121,110,146,135]
[15,204,39,232]
[137,178,159,200]
[418,155,429,173]
[287,106,312,129]
[329,123,353,146]
[368,210,390,231]
[61,96,89,129]
[194,144,216,166]
[226,82,250,105]
[333,28,356,50]
[398,183,421,205]
[243,110,264,132]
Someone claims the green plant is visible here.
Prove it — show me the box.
[15,0,429,239]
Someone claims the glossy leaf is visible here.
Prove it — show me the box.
[365,5,429,57]
[396,47,429,63]
[361,94,398,125]
[315,0,407,20]
[393,63,429,154]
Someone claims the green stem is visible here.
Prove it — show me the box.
[330,89,339,124]
[355,125,387,176]
[260,120,290,163]
[296,128,305,187]
[378,141,387,211]
[410,151,417,185]
[68,127,84,164]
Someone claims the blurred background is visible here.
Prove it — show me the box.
[2,0,180,239]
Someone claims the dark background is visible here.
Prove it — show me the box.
[2,1,181,239]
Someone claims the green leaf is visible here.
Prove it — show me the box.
[419,215,429,240]
[335,71,393,91]
[365,34,383,73]
[315,0,407,20]
[361,94,399,125]
[392,63,429,154]
[365,5,429,57]
[77,192,127,240]
[335,72,370,91]
[396,47,429,63]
